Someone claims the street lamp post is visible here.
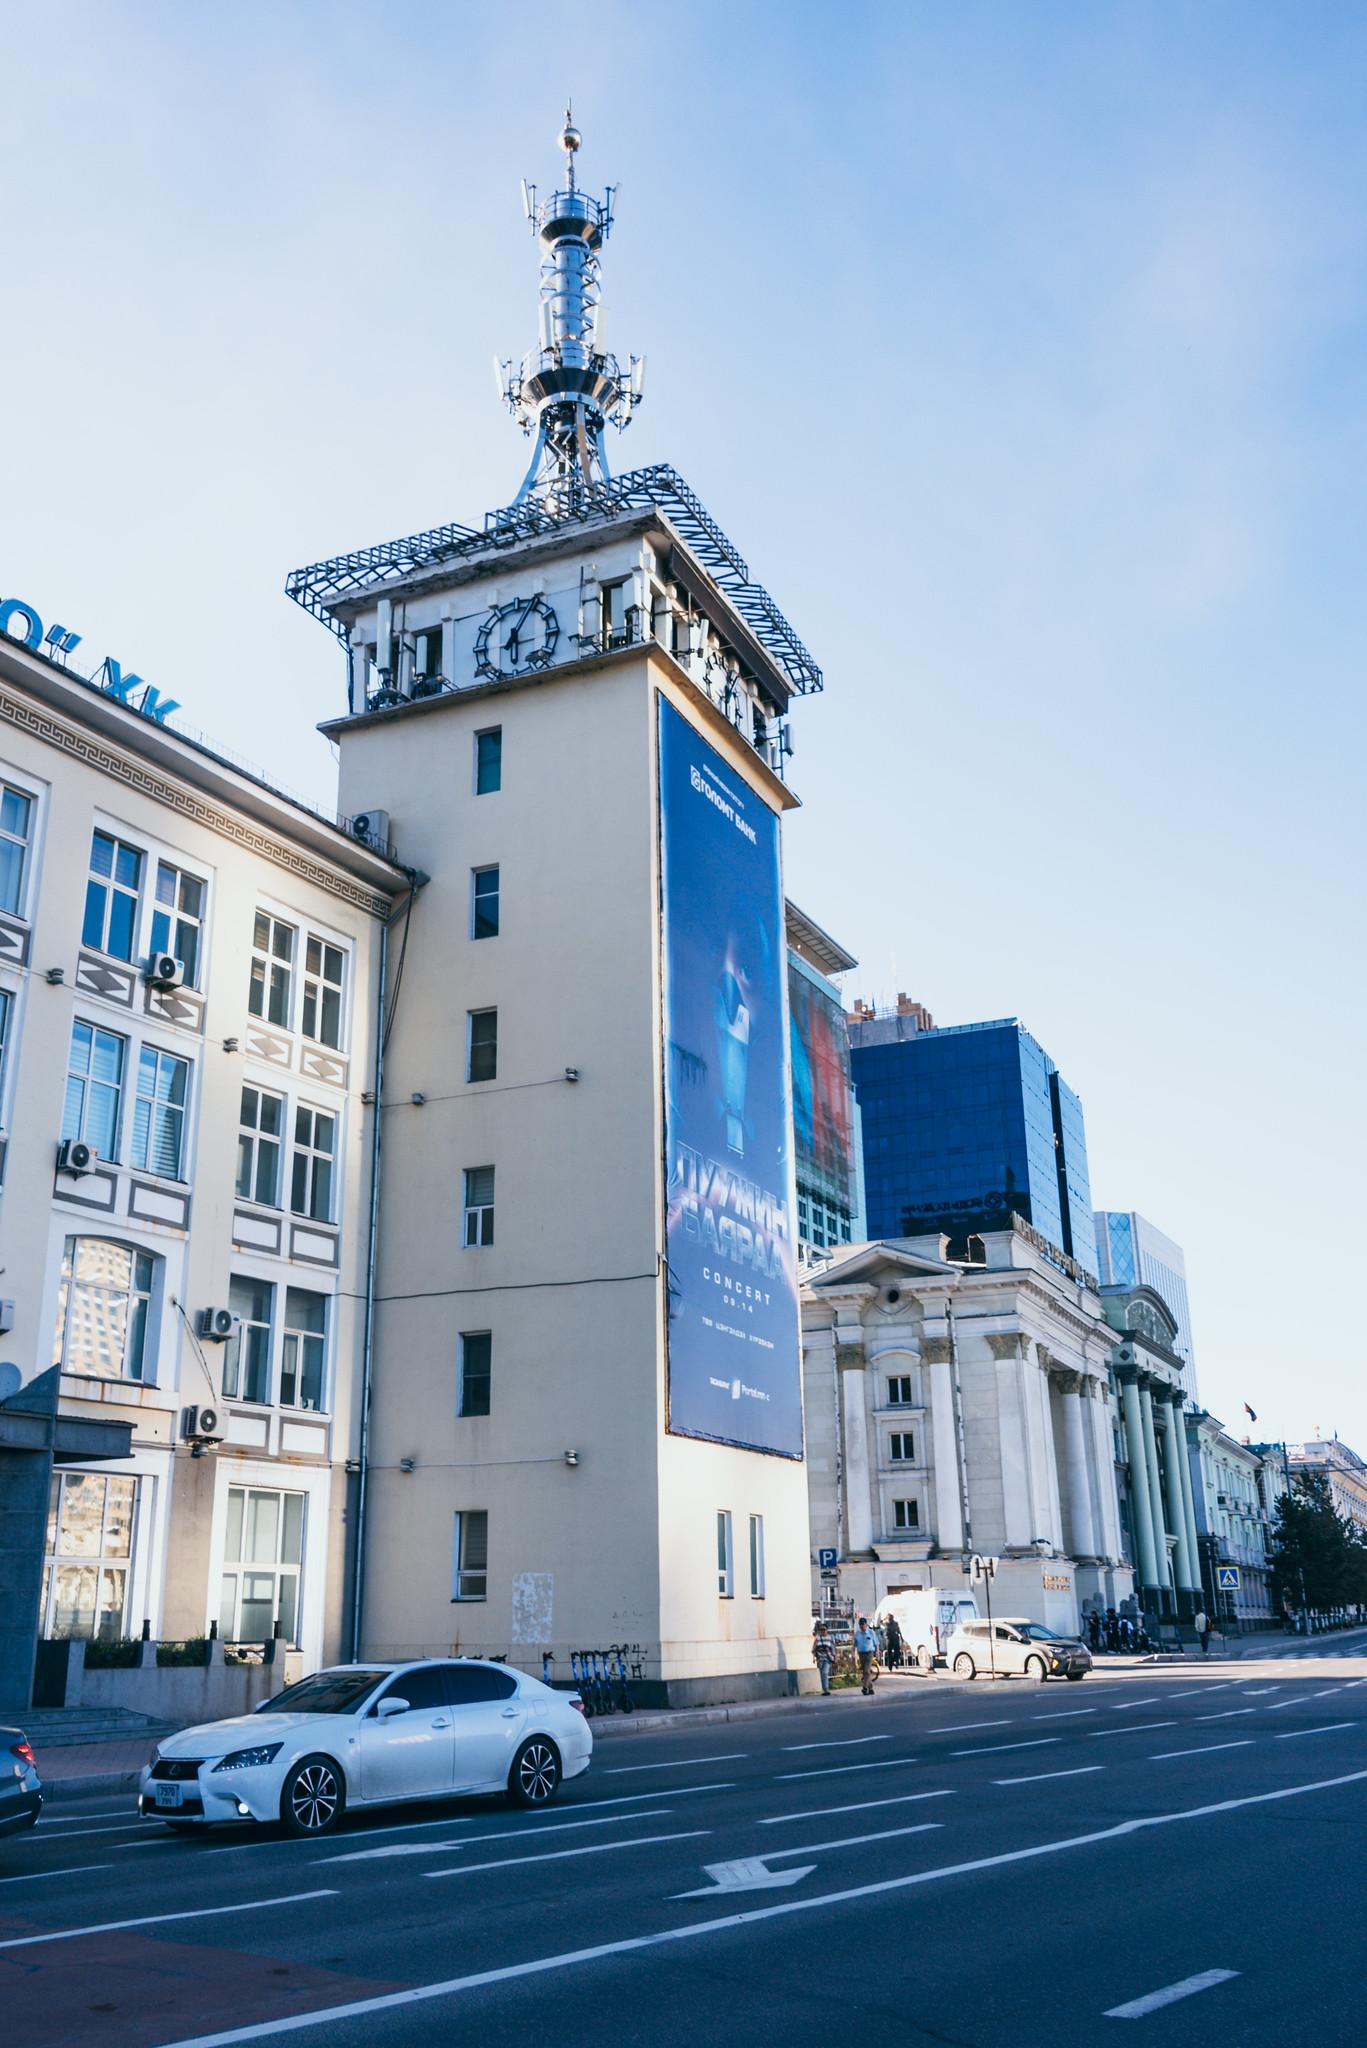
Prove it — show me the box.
[969,1554,998,1679]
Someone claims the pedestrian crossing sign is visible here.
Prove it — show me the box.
[1216,1565,1241,1590]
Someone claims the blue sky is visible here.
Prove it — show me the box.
[3,3,1363,1445]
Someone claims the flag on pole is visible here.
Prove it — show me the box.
[1243,1402,1258,1424]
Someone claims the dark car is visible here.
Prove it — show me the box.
[0,1728,43,1837]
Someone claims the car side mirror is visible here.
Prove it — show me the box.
[376,1696,409,1719]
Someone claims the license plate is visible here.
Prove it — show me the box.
[154,1782,183,1808]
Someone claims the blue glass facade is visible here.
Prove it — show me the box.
[851,1019,1098,1275]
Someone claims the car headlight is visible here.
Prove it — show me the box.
[211,1743,284,1772]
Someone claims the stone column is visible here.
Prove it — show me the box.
[1170,1395,1203,1597]
[1086,1378,1123,1562]
[1160,1392,1198,1593]
[923,1338,964,1556]
[1119,1370,1160,1588]
[839,1348,874,1555]
[1058,1371,1099,1560]
[987,1332,1035,1548]
[1138,1380,1172,1589]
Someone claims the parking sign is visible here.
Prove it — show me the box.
[817,1548,837,1569]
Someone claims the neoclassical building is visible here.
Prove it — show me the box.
[803,1220,1134,1635]
[1099,1285,1204,1623]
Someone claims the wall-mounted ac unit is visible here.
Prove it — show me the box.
[145,953,185,990]
[197,1307,237,1342]
[183,1404,223,1443]
[57,1138,96,1176]
[349,809,390,850]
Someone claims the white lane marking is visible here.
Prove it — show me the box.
[323,1810,672,1862]
[1032,1709,1096,1721]
[1195,1709,1257,1722]
[0,1888,336,1951]
[1110,1698,1162,1711]
[780,1736,894,1752]
[1310,1687,1345,1699]
[1165,1689,1213,1700]
[1105,1967,1239,2019]
[30,1808,132,1824]
[760,1790,955,1826]
[1087,1723,1176,1739]
[143,1770,1367,2048]
[1241,1688,1278,1696]
[0,1864,112,1884]
[206,1781,738,1852]
[24,1820,151,1843]
[776,1757,920,1782]
[605,1754,746,1774]
[1275,1723,1355,1741]
[1262,1698,1301,1712]
[993,1766,1106,1786]
[425,1830,706,1878]
[949,1738,1059,1757]
[764,1821,943,1859]
[926,1720,1011,1733]
[1150,1742,1255,1761]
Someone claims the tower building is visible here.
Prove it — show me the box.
[288,121,822,1702]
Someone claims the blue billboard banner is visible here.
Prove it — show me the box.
[658,696,803,1459]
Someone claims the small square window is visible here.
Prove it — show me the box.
[889,1431,915,1463]
[887,1376,914,1406]
[893,1498,919,1531]
[475,729,502,795]
[467,1009,497,1084]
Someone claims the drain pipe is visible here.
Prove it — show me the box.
[946,1296,973,1559]
[348,908,391,1663]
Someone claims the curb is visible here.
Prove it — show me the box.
[40,1767,147,1804]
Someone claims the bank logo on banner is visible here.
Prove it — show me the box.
[658,697,803,1459]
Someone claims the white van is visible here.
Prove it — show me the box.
[875,1589,980,1669]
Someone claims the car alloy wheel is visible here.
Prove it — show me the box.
[1025,1655,1047,1682]
[953,1653,976,1680]
[916,1646,934,1672]
[281,1756,343,1836]
[508,1737,561,1808]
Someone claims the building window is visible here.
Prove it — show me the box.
[887,1376,914,1406]
[223,1276,274,1403]
[41,1471,137,1640]
[236,1085,283,1206]
[0,781,33,917]
[467,1009,497,1083]
[219,1486,303,1645]
[63,1020,126,1159]
[291,1105,336,1222]
[463,1165,495,1247]
[0,985,11,1108]
[893,1498,920,1530]
[475,728,502,794]
[890,1432,916,1463]
[150,861,205,985]
[749,1514,766,1598]
[458,1331,492,1417]
[452,1509,488,1601]
[717,1510,734,1597]
[280,1287,327,1410]
[131,1046,190,1178]
[301,935,345,1049]
[472,866,500,940]
[52,1237,155,1381]
[83,829,143,960]
[248,911,295,1028]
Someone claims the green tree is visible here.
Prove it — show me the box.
[1269,1472,1355,1614]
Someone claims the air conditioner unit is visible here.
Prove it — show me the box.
[57,1138,96,1176]
[145,952,185,990]
[350,809,391,850]
[183,1404,224,1443]
[197,1307,237,1342]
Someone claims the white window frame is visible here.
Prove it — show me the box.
[466,1008,497,1084]
[0,773,37,922]
[52,1236,158,1383]
[889,1431,916,1464]
[290,1102,337,1223]
[886,1375,914,1406]
[749,1513,765,1599]
[717,1510,734,1598]
[279,1285,329,1412]
[236,1083,285,1208]
[462,1165,495,1248]
[83,827,144,962]
[223,1275,275,1405]
[249,910,296,1029]
[41,1469,140,1640]
[63,1018,128,1160]
[149,857,207,988]
[131,1043,192,1180]
[452,1508,488,1601]
[218,1483,306,1646]
[892,1498,920,1531]
[301,931,348,1051]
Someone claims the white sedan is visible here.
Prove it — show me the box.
[137,1659,591,1837]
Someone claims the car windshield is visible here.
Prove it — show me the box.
[1020,1625,1061,1642]
[258,1670,388,1715]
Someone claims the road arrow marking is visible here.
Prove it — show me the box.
[674,1857,815,1898]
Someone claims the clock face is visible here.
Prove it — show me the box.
[474,595,560,680]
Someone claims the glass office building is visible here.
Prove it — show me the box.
[850,1016,1098,1276]
[1094,1210,1197,1397]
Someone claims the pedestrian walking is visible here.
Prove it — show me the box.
[853,1615,878,1694]
[885,1615,904,1671]
[1105,1608,1119,1654]
[1194,1608,1210,1655]
[812,1621,835,1695]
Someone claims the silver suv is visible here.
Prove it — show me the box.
[946,1618,1091,1682]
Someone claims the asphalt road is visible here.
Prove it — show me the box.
[4,1655,1365,2048]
